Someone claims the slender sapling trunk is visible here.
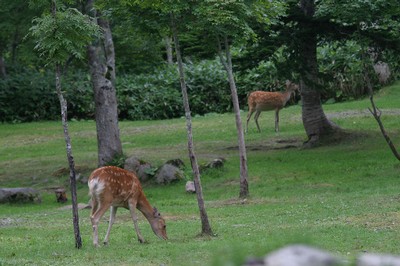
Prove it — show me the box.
[170,13,213,236]
[55,63,82,249]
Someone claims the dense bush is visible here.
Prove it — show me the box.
[117,59,231,120]
[117,66,182,120]
[0,60,232,122]
[0,68,58,122]
[317,41,380,101]
[0,68,94,122]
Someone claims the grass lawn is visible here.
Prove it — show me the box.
[0,82,399,265]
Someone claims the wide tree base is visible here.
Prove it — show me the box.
[302,127,355,149]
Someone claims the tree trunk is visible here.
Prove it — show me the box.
[0,56,6,79]
[299,0,340,147]
[170,13,213,236]
[51,0,82,249]
[164,36,174,65]
[218,35,249,199]
[56,63,82,249]
[86,1,123,166]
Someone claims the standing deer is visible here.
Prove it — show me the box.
[88,166,167,247]
[246,80,299,133]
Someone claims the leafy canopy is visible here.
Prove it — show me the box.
[28,7,101,65]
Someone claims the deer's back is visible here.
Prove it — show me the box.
[248,91,286,111]
[88,166,142,208]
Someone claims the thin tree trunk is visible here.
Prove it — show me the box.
[217,35,249,199]
[164,36,174,65]
[55,64,82,249]
[170,13,213,236]
[86,0,123,166]
[299,0,340,147]
[0,56,6,79]
[365,71,400,161]
[11,28,19,65]
[51,0,82,249]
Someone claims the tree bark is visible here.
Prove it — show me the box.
[0,56,6,79]
[51,0,82,249]
[218,35,249,199]
[299,0,340,147]
[365,71,400,161]
[86,0,123,166]
[164,36,174,65]
[171,13,213,236]
[56,61,82,249]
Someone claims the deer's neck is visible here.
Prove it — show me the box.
[137,193,155,222]
[282,90,293,104]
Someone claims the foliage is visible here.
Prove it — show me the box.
[317,40,378,101]
[117,66,182,120]
[236,46,298,103]
[0,68,93,122]
[118,60,231,120]
[105,153,127,168]
[28,7,101,65]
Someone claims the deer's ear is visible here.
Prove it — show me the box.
[153,207,161,217]
[285,80,291,87]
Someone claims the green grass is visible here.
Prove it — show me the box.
[1,82,400,265]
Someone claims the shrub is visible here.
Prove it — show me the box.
[0,68,93,122]
[117,59,232,120]
[317,41,379,101]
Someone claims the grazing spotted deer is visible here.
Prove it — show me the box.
[246,80,299,133]
[88,166,167,247]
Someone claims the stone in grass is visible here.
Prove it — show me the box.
[200,157,226,173]
[124,156,154,182]
[261,244,341,266]
[357,253,400,266]
[0,188,41,204]
[165,158,185,170]
[185,181,196,193]
[155,164,184,184]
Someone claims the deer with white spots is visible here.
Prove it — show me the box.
[246,80,299,133]
[88,166,167,247]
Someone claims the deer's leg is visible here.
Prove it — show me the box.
[275,110,279,132]
[103,206,117,246]
[254,110,262,133]
[128,202,145,243]
[90,200,110,247]
[246,108,255,133]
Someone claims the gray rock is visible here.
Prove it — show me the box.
[166,158,185,169]
[185,181,196,193]
[263,245,341,266]
[124,156,153,182]
[0,188,41,204]
[155,164,184,184]
[200,157,226,172]
[357,253,400,266]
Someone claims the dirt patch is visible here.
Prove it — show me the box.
[208,197,279,208]
[342,212,400,231]
[0,217,24,227]
[327,108,400,119]
[225,138,303,152]
[58,203,91,211]
[52,165,93,177]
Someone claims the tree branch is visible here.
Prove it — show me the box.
[366,72,400,161]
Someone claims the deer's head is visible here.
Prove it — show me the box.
[150,207,168,240]
[285,80,299,93]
